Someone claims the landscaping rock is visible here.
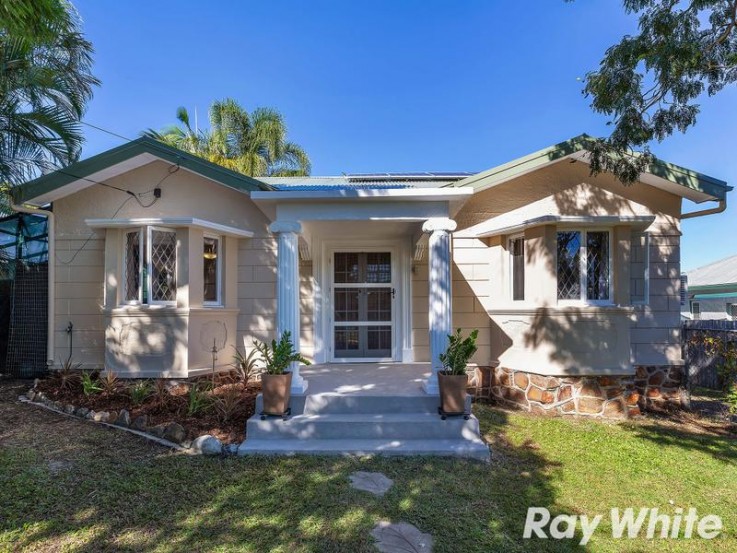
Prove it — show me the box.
[191,435,222,455]
[114,409,131,427]
[74,407,90,418]
[163,422,187,444]
[131,415,148,431]
[52,401,63,411]
[26,390,35,401]
[371,521,433,553]
[148,424,167,438]
[92,411,109,423]
[349,471,394,496]
[85,410,96,420]
[64,404,75,415]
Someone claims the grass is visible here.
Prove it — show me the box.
[1,380,736,552]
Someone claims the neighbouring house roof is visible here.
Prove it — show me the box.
[448,134,732,204]
[686,254,737,288]
[15,137,272,206]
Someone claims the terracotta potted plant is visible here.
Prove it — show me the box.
[437,328,478,419]
[253,331,310,419]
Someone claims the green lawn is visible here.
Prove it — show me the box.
[1,383,735,552]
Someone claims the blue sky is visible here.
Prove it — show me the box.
[74,0,737,271]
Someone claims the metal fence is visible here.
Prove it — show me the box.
[682,319,737,390]
[0,212,49,377]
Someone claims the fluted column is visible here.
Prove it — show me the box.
[269,221,307,393]
[422,218,457,395]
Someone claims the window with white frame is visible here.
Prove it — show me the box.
[123,227,177,304]
[691,301,701,320]
[509,235,525,301]
[557,230,611,303]
[203,235,221,304]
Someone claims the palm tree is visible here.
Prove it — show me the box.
[145,98,311,177]
[0,2,99,189]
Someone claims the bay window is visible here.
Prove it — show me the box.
[123,227,177,305]
[203,235,221,305]
[557,230,611,303]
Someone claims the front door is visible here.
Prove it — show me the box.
[332,252,393,359]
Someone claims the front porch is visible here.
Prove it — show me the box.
[238,362,490,461]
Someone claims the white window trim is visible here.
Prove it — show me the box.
[509,233,524,302]
[691,301,701,320]
[203,233,222,307]
[122,228,143,305]
[557,228,614,307]
[632,231,650,306]
[147,226,177,306]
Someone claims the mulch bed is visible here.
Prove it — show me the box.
[35,371,260,444]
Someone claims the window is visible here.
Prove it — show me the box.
[691,301,701,320]
[557,230,611,303]
[122,226,177,305]
[728,303,737,320]
[509,236,524,301]
[203,235,221,304]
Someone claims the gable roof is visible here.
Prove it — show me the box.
[448,134,731,203]
[15,137,272,205]
[686,254,737,287]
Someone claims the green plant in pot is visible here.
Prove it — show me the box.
[253,331,310,417]
[438,328,478,416]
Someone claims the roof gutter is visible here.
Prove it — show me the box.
[11,203,55,368]
[681,199,727,219]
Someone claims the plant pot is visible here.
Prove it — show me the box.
[261,371,293,415]
[438,371,468,415]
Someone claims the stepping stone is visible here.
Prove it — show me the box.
[349,471,393,496]
[371,521,433,552]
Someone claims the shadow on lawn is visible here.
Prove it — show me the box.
[1,387,588,552]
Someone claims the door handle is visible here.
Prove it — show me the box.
[391,288,396,298]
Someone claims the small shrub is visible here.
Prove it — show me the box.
[232,347,262,385]
[253,331,310,375]
[80,371,102,397]
[152,378,170,404]
[128,380,153,406]
[439,329,479,375]
[99,370,120,395]
[691,333,737,413]
[53,358,82,391]
[186,383,213,416]
[213,386,243,423]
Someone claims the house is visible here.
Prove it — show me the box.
[13,135,731,431]
[682,255,737,320]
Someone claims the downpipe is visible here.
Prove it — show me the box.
[11,203,55,369]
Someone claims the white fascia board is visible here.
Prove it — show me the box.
[456,215,656,238]
[250,188,473,202]
[85,217,254,238]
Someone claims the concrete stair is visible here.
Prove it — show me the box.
[238,392,490,462]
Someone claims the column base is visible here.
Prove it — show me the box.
[422,377,439,395]
[290,376,308,394]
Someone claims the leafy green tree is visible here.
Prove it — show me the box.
[0,0,99,189]
[145,98,311,177]
[582,0,737,184]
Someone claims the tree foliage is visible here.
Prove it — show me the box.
[0,0,99,189]
[145,98,311,177]
[583,0,737,184]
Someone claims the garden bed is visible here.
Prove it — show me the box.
[34,371,260,444]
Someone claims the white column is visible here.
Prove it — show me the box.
[422,218,456,395]
[269,221,308,393]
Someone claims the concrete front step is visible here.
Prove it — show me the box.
[246,412,481,441]
[255,393,472,416]
[238,437,490,462]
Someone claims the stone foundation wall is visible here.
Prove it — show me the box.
[483,365,686,419]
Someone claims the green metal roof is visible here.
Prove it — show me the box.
[449,134,731,201]
[15,137,272,204]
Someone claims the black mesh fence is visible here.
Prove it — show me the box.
[0,212,49,377]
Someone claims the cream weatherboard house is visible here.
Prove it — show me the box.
[14,135,730,458]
